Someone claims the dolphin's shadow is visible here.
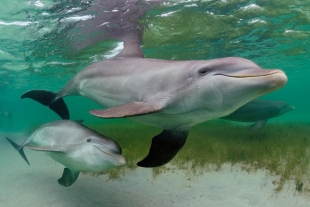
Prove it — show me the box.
[39,174,136,206]
[28,168,149,207]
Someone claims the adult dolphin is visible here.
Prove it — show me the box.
[221,99,295,130]
[22,38,287,167]
[6,120,126,187]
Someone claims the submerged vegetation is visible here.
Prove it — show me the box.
[89,119,310,193]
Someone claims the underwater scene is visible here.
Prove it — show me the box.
[1,0,310,206]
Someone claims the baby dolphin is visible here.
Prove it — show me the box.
[6,120,126,187]
[221,99,295,130]
[21,37,288,167]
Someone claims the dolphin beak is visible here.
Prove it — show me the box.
[286,106,295,114]
[93,145,126,165]
[215,69,287,91]
[288,106,295,111]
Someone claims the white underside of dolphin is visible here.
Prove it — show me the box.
[21,38,288,167]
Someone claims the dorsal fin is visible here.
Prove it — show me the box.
[115,33,144,58]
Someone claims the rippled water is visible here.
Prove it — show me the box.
[1,0,310,206]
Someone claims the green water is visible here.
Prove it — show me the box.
[1,0,310,199]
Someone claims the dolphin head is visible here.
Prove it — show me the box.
[74,135,126,172]
[192,57,287,118]
[277,101,295,115]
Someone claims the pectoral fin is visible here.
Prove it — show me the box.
[58,168,80,187]
[137,130,189,168]
[27,145,65,152]
[250,119,267,130]
[89,101,164,118]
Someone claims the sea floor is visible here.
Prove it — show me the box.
[0,132,309,207]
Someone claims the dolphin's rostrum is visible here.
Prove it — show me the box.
[6,120,126,187]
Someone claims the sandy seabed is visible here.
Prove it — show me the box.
[0,132,309,207]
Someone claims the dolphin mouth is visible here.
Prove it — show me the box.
[287,106,295,111]
[214,70,284,78]
[93,145,123,158]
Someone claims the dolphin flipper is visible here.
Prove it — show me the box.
[250,119,267,130]
[137,130,189,168]
[58,168,80,187]
[27,145,65,152]
[89,101,164,118]
[5,137,30,165]
[21,90,69,119]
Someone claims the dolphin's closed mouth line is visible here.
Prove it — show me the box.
[93,145,121,158]
[214,71,284,78]
[288,106,295,110]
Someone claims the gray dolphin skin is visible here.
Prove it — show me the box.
[21,40,287,167]
[6,120,126,187]
[221,99,295,130]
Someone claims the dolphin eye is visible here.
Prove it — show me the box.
[86,138,92,142]
[198,68,209,76]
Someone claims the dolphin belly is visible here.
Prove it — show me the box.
[127,108,224,130]
[47,151,119,172]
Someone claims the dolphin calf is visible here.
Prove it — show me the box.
[21,39,287,167]
[6,120,126,187]
[221,99,295,130]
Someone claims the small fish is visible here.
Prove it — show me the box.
[6,120,126,187]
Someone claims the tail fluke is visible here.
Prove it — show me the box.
[6,137,30,165]
[21,90,69,119]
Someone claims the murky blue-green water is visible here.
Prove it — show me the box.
[1,0,310,206]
